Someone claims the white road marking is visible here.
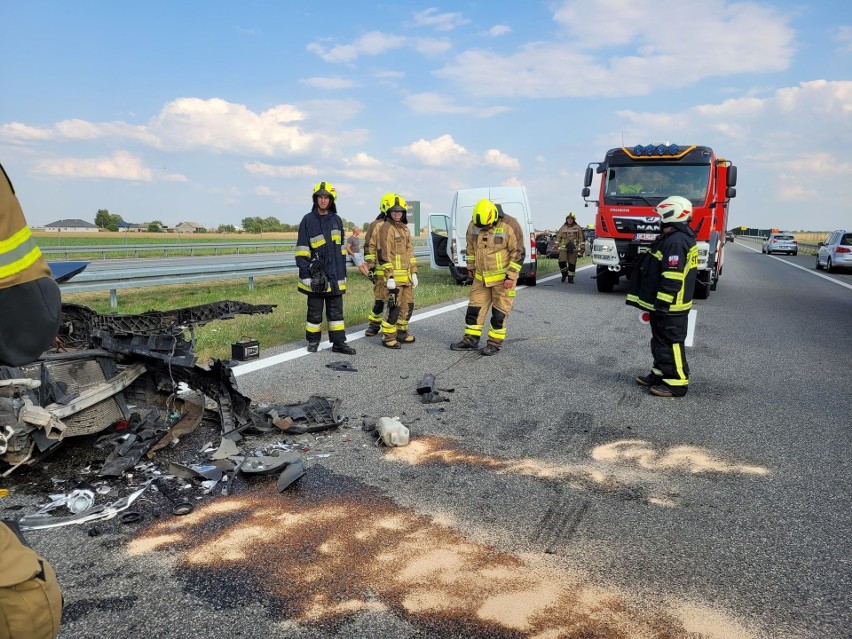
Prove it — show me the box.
[233,266,590,376]
[738,240,852,291]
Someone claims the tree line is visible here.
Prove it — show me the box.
[94,210,364,234]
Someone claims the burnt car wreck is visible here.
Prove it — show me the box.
[0,300,275,475]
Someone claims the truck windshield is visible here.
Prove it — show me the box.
[603,164,710,206]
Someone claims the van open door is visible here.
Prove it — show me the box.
[427,214,452,269]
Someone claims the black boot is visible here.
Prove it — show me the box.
[450,337,479,351]
[635,373,661,386]
[331,343,356,355]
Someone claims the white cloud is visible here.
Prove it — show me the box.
[412,8,469,32]
[488,25,511,37]
[254,185,280,197]
[32,151,154,181]
[149,98,315,156]
[2,98,320,157]
[410,38,453,58]
[437,0,795,98]
[307,31,406,63]
[343,152,381,168]
[300,77,360,90]
[833,25,852,52]
[403,92,512,118]
[482,149,520,171]
[244,161,319,178]
[398,134,476,167]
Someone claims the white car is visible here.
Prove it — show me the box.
[816,230,852,272]
[762,233,798,256]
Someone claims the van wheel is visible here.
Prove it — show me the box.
[525,275,537,287]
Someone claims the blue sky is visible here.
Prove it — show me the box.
[2,1,850,232]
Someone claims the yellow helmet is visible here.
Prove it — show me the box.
[472,199,498,228]
[312,181,337,201]
[380,193,407,214]
[566,212,576,221]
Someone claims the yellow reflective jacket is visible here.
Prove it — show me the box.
[465,214,524,286]
[556,221,584,253]
[378,219,416,285]
[0,163,51,289]
[363,215,385,270]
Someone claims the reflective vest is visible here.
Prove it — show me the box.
[0,163,51,289]
[465,213,524,286]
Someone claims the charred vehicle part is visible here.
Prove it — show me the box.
[1,300,275,475]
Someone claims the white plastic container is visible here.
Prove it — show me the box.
[376,417,410,447]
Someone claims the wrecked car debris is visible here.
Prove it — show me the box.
[253,396,343,434]
[415,372,454,404]
[17,480,152,531]
[1,300,274,474]
[276,458,305,492]
[153,478,194,516]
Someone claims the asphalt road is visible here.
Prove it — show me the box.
[4,242,851,639]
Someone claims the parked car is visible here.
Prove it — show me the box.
[725,230,735,242]
[762,233,798,255]
[535,233,551,257]
[545,236,559,258]
[816,229,852,272]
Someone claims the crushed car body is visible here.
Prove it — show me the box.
[0,300,276,475]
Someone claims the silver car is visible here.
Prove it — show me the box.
[762,232,798,255]
[816,229,852,272]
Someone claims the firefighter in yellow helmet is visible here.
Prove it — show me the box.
[377,194,417,348]
[362,193,393,337]
[555,212,584,283]
[450,199,524,355]
[294,181,355,354]
[0,162,62,366]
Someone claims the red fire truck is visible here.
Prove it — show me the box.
[581,143,737,298]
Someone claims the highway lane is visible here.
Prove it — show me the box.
[15,242,852,639]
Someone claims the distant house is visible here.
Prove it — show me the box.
[115,221,146,232]
[173,221,207,233]
[44,219,99,233]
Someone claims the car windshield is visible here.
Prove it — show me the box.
[840,234,852,246]
[774,235,795,240]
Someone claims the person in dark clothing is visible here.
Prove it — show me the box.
[295,181,355,354]
[626,195,698,397]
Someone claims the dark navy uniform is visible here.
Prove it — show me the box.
[626,222,698,395]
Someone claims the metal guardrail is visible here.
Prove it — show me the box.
[59,248,432,307]
[42,241,296,259]
[42,238,428,260]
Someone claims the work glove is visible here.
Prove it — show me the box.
[411,273,418,288]
[386,277,396,289]
[300,278,312,289]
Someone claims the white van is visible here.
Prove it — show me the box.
[427,186,539,286]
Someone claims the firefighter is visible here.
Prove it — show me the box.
[295,181,356,354]
[362,195,392,337]
[0,162,62,366]
[626,195,698,397]
[0,521,63,639]
[450,198,524,356]
[555,212,584,283]
[377,194,417,348]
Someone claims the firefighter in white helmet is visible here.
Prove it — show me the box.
[450,199,524,356]
[626,195,698,397]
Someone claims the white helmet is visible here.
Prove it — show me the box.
[655,195,692,224]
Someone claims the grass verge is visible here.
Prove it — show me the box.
[62,258,567,363]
